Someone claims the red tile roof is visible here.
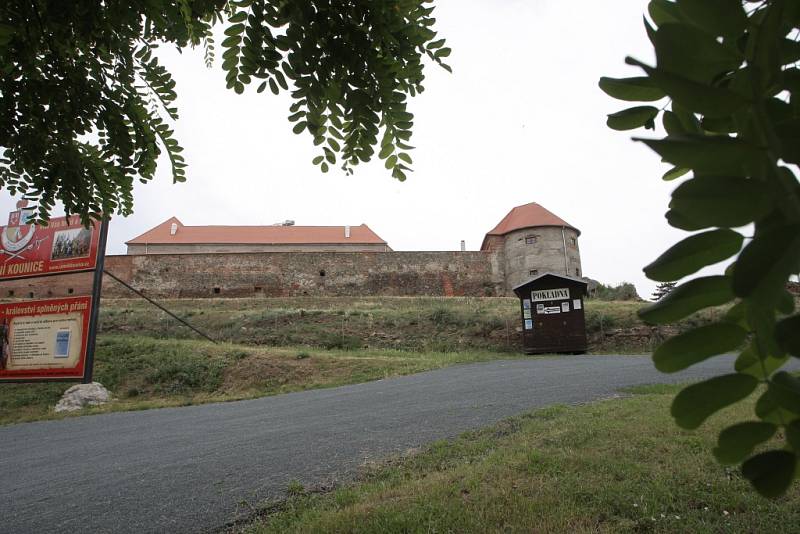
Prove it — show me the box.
[481,202,579,249]
[126,217,388,245]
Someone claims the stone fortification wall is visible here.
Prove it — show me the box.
[0,252,503,299]
[502,227,582,290]
[126,242,391,254]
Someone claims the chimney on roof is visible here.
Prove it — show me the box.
[460,240,466,252]
[283,220,295,226]
[345,225,351,238]
[170,222,178,236]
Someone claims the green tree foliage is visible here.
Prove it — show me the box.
[590,281,642,301]
[601,0,800,497]
[0,1,449,224]
[652,281,676,301]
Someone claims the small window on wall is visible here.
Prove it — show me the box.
[575,268,580,277]
[7,290,13,297]
[525,235,537,245]
[319,270,326,277]
[213,287,221,294]
[67,288,74,294]
[529,269,538,276]
[570,237,577,247]
[254,286,263,293]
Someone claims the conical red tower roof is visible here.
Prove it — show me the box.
[481,202,579,249]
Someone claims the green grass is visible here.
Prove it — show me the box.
[241,383,799,533]
[96,296,721,354]
[0,334,523,425]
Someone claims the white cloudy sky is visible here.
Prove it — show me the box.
[4,0,692,298]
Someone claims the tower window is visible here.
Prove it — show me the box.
[575,268,580,277]
[319,270,326,277]
[213,287,221,294]
[529,269,538,276]
[570,237,577,246]
[525,235,537,245]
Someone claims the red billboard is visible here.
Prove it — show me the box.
[0,201,101,281]
[0,296,92,381]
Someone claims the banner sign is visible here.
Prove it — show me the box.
[0,204,101,281]
[0,296,92,381]
[531,287,570,302]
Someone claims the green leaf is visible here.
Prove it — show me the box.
[671,374,758,429]
[742,451,797,498]
[776,315,800,357]
[713,422,777,465]
[676,0,747,38]
[755,390,796,424]
[320,162,329,173]
[224,23,245,37]
[378,144,394,159]
[606,106,660,131]
[227,11,248,23]
[626,58,748,117]
[654,323,747,373]
[732,224,800,306]
[598,76,666,102]
[653,24,741,83]
[312,155,324,165]
[770,372,800,414]
[269,78,279,95]
[636,136,762,174]
[640,276,734,324]
[648,0,685,26]
[292,122,307,135]
[643,229,743,282]
[669,176,771,228]
[735,347,788,379]
[662,166,690,181]
[665,209,706,231]
[385,155,397,169]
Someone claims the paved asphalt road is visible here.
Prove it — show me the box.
[3,354,796,534]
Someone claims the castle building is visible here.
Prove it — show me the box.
[125,217,391,254]
[481,202,582,290]
[3,202,581,299]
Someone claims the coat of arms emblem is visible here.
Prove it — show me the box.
[1,200,38,258]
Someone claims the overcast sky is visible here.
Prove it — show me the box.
[4,0,691,299]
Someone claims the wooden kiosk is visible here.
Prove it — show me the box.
[513,273,588,354]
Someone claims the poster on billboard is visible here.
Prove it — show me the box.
[0,296,92,382]
[0,201,101,281]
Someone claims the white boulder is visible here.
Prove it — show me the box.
[54,382,111,413]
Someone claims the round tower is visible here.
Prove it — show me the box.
[481,202,582,292]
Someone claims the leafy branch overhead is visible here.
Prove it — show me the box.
[601,0,800,497]
[0,1,450,224]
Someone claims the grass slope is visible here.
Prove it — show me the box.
[241,384,799,533]
[97,296,717,353]
[0,335,516,425]
[0,296,734,424]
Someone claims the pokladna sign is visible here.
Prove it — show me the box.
[0,206,102,280]
[0,296,92,381]
[530,288,570,302]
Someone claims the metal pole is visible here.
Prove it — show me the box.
[561,226,569,276]
[82,218,109,384]
[103,269,217,344]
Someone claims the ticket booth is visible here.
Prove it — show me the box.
[513,273,588,354]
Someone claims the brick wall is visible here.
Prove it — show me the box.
[0,252,504,299]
